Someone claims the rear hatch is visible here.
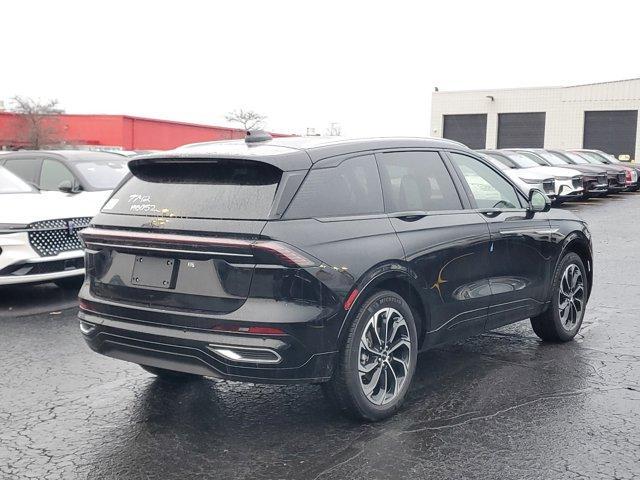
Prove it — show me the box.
[82,157,295,315]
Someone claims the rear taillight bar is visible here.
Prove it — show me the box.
[80,227,252,249]
[253,240,317,267]
[80,228,318,267]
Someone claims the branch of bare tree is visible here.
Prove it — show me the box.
[225,109,267,131]
[9,96,65,149]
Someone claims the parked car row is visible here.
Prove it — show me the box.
[0,150,129,286]
[477,148,639,204]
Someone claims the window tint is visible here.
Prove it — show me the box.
[3,158,41,185]
[377,151,461,212]
[40,159,76,190]
[450,153,521,209]
[107,160,282,220]
[284,155,383,218]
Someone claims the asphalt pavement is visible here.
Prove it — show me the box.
[1,193,639,480]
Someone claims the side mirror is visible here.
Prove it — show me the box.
[528,188,551,213]
[58,180,82,194]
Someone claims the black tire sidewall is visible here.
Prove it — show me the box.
[343,291,418,420]
[549,252,587,341]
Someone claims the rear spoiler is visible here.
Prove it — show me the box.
[128,149,312,174]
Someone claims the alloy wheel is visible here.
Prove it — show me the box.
[558,263,585,330]
[358,307,411,405]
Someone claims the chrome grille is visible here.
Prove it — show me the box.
[597,174,607,185]
[28,217,92,257]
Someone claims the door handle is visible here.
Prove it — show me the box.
[390,211,428,222]
[478,208,502,218]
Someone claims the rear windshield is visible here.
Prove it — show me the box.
[103,159,282,220]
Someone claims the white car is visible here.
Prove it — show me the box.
[477,153,556,199]
[480,150,584,202]
[0,166,113,287]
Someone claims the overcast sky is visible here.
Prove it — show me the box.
[1,0,638,137]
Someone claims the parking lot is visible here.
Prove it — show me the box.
[1,193,639,480]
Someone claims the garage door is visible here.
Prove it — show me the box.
[497,112,545,148]
[442,114,487,149]
[583,110,638,160]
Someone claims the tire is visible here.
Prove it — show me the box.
[531,252,588,342]
[140,365,203,382]
[322,290,418,421]
[54,276,84,290]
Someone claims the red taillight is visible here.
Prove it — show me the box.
[253,241,317,267]
[81,228,317,268]
[212,324,286,335]
[626,170,632,182]
[343,288,359,311]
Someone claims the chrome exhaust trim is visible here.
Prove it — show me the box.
[207,344,282,364]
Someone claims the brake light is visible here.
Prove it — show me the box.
[212,324,285,335]
[252,241,318,267]
[626,170,632,182]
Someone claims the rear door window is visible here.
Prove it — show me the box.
[40,159,76,190]
[105,159,282,220]
[284,154,383,219]
[376,151,462,212]
[3,157,42,186]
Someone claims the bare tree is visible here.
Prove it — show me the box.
[10,96,65,149]
[326,122,342,136]
[225,109,267,131]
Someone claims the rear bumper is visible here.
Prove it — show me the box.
[78,306,339,384]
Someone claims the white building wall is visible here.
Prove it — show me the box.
[430,79,640,160]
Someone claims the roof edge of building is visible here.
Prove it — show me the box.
[433,77,640,95]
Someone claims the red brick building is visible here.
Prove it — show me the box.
[0,112,290,151]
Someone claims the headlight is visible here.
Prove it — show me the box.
[520,178,541,184]
[0,223,29,234]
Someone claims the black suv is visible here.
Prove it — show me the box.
[79,134,593,420]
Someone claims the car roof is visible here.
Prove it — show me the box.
[132,136,469,171]
[0,150,127,162]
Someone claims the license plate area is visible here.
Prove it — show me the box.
[131,255,178,289]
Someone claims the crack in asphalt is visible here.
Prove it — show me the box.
[398,385,638,435]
